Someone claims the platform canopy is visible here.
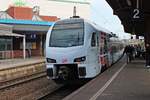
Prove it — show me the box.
[0,19,54,33]
[105,0,150,36]
[0,30,24,37]
[0,24,24,37]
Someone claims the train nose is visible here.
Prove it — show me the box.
[58,66,69,80]
[55,64,79,80]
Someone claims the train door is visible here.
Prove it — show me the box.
[107,35,113,65]
[100,32,109,71]
[89,32,100,74]
[104,34,110,66]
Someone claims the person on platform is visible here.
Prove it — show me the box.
[123,45,135,62]
[27,47,31,58]
[145,43,150,68]
[135,44,142,58]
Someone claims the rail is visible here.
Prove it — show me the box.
[38,85,83,100]
[0,71,46,90]
[0,61,46,90]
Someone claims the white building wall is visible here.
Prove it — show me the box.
[0,0,91,19]
[0,0,12,11]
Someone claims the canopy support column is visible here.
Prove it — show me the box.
[23,35,26,59]
[145,19,150,67]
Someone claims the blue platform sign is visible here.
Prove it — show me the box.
[30,34,36,39]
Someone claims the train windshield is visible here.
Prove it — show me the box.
[49,22,84,47]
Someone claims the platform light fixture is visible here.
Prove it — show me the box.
[126,0,132,6]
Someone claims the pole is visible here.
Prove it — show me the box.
[11,37,14,59]
[73,6,76,17]
[23,35,26,59]
[137,0,139,9]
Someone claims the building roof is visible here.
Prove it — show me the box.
[0,24,24,37]
[7,6,33,20]
[0,19,54,26]
[6,6,59,22]
[0,6,57,34]
[0,30,24,37]
[40,16,59,22]
[0,6,57,27]
[0,11,13,19]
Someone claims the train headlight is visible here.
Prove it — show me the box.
[46,58,56,63]
[74,56,86,63]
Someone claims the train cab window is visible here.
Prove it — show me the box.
[49,23,84,47]
[91,32,96,47]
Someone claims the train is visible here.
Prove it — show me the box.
[45,17,124,84]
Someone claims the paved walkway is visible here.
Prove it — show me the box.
[64,58,150,100]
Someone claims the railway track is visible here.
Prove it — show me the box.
[0,61,68,100]
[0,71,46,90]
[0,62,46,90]
[38,84,83,100]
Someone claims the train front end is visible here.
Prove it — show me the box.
[46,18,88,83]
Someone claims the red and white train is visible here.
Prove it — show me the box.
[46,17,124,84]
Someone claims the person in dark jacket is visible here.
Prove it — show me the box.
[123,45,135,62]
[145,43,150,68]
[135,44,142,58]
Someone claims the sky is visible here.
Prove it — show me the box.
[0,0,130,39]
[90,0,131,39]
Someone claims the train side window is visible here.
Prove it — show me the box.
[97,33,99,46]
[104,38,108,53]
[91,32,96,47]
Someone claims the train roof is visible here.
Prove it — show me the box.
[55,18,84,24]
[84,19,111,34]
[55,17,112,34]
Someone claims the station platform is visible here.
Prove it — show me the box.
[0,57,46,83]
[64,57,150,100]
[0,57,45,70]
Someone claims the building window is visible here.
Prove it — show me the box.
[20,42,37,50]
[0,38,12,51]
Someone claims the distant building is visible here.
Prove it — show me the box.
[0,24,25,59]
[0,0,91,59]
[0,0,91,19]
[0,6,59,59]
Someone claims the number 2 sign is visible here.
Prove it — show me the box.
[133,9,140,19]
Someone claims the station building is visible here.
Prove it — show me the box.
[0,0,91,19]
[0,6,59,59]
[0,0,91,59]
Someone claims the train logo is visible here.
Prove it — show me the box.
[62,58,68,63]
